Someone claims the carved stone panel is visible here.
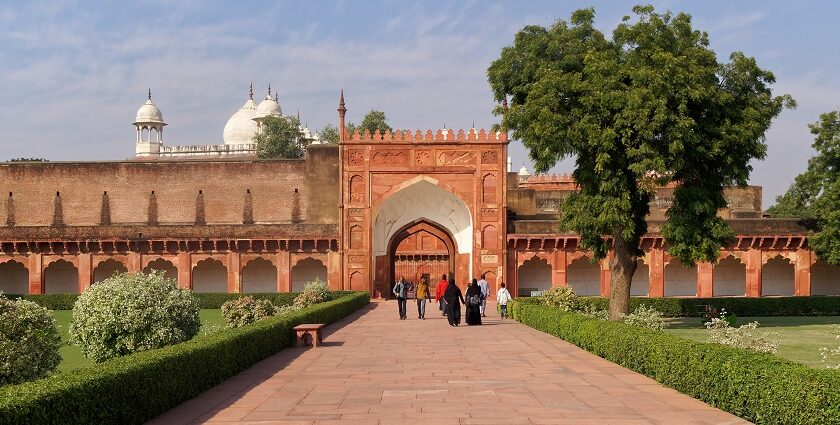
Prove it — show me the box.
[416,150,432,166]
[481,208,498,218]
[437,151,476,166]
[349,175,365,203]
[348,208,365,217]
[348,255,365,264]
[481,151,498,165]
[347,150,365,166]
[481,254,499,264]
[372,150,409,166]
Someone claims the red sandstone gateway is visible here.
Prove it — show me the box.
[0,92,836,297]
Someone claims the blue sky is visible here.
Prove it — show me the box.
[1,1,838,208]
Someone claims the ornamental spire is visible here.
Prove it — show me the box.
[148,88,152,101]
[249,82,253,99]
[268,83,272,97]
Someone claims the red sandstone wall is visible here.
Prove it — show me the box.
[0,159,318,226]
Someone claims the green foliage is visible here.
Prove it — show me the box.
[221,296,277,329]
[347,110,392,137]
[319,123,340,144]
[293,278,332,308]
[69,272,200,363]
[521,295,840,317]
[6,294,79,310]
[540,286,578,311]
[254,115,305,159]
[0,292,369,425]
[0,293,62,386]
[622,305,668,331]
[706,317,779,354]
[512,301,840,424]
[488,6,793,316]
[768,111,840,265]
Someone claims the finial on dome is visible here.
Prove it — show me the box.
[339,89,345,109]
[268,83,272,97]
[275,91,278,102]
[249,82,253,99]
[148,88,152,100]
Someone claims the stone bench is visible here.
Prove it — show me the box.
[293,324,325,347]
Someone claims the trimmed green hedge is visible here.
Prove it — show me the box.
[514,295,840,317]
[511,301,840,424]
[6,291,358,310]
[0,292,369,425]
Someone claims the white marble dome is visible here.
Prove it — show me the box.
[255,94,282,119]
[134,99,164,124]
[223,98,258,145]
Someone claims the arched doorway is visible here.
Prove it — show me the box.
[44,259,78,294]
[0,261,28,294]
[373,177,472,296]
[812,260,840,295]
[143,258,178,281]
[93,259,128,283]
[567,257,600,296]
[291,258,327,292]
[762,255,794,296]
[192,258,227,293]
[631,259,649,296]
[665,260,696,297]
[517,257,551,296]
[388,219,456,298]
[714,255,746,296]
[242,258,278,293]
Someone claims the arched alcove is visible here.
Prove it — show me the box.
[631,259,649,296]
[291,258,327,292]
[567,257,600,296]
[143,258,178,282]
[44,259,78,294]
[0,261,28,294]
[762,256,794,296]
[242,258,277,293]
[481,224,498,249]
[812,260,840,295]
[714,256,746,296]
[93,259,128,283]
[192,258,227,293]
[517,257,552,296]
[349,271,365,291]
[664,261,696,297]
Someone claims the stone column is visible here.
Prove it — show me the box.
[28,253,43,294]
[697,262,714,298]
[648,249,665,297]
[599,252,613,297]
[746,248,762,297]
[327,250,341,291]
[78,253,92,292]
[227,251,240,293]
[552,250,567,287]
[277,251,291,292]
[177,252,191,289]
[795,249,812,296]
[127,252,142,273]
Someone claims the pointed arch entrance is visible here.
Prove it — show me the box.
[388,219,456,298]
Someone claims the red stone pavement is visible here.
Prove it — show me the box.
[149,300,749,425]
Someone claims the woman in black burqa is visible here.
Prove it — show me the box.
[465,278,482,325]
[443,278,464,326]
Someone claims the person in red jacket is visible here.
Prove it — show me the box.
[435,274,449,316]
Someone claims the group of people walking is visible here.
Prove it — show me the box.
[392,273,513,326]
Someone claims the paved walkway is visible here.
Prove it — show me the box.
[150,300,747,424]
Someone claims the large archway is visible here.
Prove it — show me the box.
[291,258,327,292]
[0,261,28,294]
[664,260,696,297]
[517,257,551,296]
[567,257,600,296]
[388,219,455,298]
[762,255,794,296]
[143,258,178,281]
[192,258,227,293]
[373,177,472,295]
[714,255,746,296]
[44,259,78,294]
[242,258,278,293]
[93,259,128,283]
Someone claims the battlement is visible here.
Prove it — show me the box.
[342,128,508,143]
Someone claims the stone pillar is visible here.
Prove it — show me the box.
[227,251,240,293]
[552,250,567,287]
[648,249,665,297]
[599,253,612,297]
[177,252,191,289]
[746,248,762,297]
[508,249,519,297]
[277,251,291,292]
[795,249,812,296]
[28,253,43,294]
[127,252,141,273]
[78,253,92,292]
[697,262,714,298]
[327,250,341,291]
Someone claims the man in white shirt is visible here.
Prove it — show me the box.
[477,273,489,317]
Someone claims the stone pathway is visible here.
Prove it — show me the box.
[150,300,748,424]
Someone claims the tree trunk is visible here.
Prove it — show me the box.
[608,235,638,321]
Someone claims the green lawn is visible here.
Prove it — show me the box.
[665,316,840,368]
[52,309,224,371]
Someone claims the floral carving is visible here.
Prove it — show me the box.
[481,151,498,165]
[437,150,475,166]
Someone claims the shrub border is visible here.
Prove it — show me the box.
[0,292,370,425]
[510,300,840,424]
[514,295,840,317]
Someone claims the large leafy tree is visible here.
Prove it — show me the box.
[488,6,793,319]
[319,124,340,144]
[347,110,392,136]
[254,116,305,159]
[767,111,840,264]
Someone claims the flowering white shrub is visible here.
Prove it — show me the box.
[0,292,62,385]
[622,305,668,331]
[276,304,302,316]
[820,325,840,369]
[579,304,608,320]
[69,271,200,362]
[705,316,779,354]
[293,278,332,308]
[221,296,277,328]
[541,286,578,311]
